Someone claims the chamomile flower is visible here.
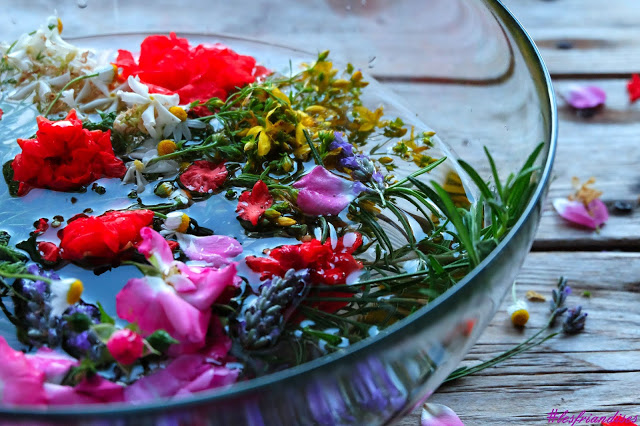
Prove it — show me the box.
[507,282,529,327]
[160,211,191,237]
[117,76,181,139]
[122,160,148,193]
[49,278,84,317]
[162,106,206,141]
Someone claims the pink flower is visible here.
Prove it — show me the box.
[45,375,124,405]
[116,227,239,352]
[27,348,77,384]
[124,353,238,403]
[292,166,366,216]
[564,85,606,109]
[176,233,242,267]
[553,198,609,230]
[421,402,464,426]
[0,336,47,405]
[107,329,145,365]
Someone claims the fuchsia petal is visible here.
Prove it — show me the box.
[0,336,47,405]
[27,348,78,384]
[421,402,465,426]
[116,277,210,347]
[553,198,609,229]
[124,354,238,403]
[138,227,174,268]
[177,263,238,310]
[177,233,242,266]
[45,375,124,405]
[293,166,366,216]
[565,85,606,109]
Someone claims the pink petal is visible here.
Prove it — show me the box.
[421,402,465,426]
[0,336,47,406]
[177,233,242,267]
[292,166,365,216]
[138,227,174,268]
[553,198,608,229]
[45,376,124,405]
[177,263,238,310]
[565,85,606,109]
[116,277,210,347]
[27,348,77,384]
[124,354,238,403]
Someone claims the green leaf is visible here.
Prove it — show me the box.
[484,146,503,200]
[61,357,97,387]
[96,301,115,325]
[302,327,343,346]
[458,159,494,202]
[146,330,179,354]
[91,323,117,343]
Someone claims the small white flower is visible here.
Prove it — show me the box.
[122,160,148,193]
[507,282,530,327]
[162,106,207,142]
[160,211,191,237]
[49,278,84,317]
[117,76,181,139]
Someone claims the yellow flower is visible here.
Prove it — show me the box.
[276,217,297,227]
[270,87,290,105]
[157,139,177,156]
[247,107,295,157]
[354,106,384,132]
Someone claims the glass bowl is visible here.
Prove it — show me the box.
[0,0,556,424]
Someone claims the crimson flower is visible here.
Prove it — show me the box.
[106,329,145,365]
[37,242,60,263]
[627,74,640,103]
[11,110,126,196]
[179,161,228,193]
[236,180,273,225]
[58,210,154,263]
[114,33,269,109]
[0,108,3,121]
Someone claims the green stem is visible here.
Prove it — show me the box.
[0,270,52,285]
[303,129,323,166]
[44,71,99,117]
[387,157,447,190]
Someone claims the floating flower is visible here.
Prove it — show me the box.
[354,105,384,132]
[37,241,60,263]
[49,278,84,317]
[330,132,384,187]
[552,177,608,230]
[0,336,47,405]
[116,75,181,139]
[122,159,148,193]
[58,209,154,263]
[162,106,206,141]
[0,108,3,120]
[11,109,127,195]
[246,233,362,313]
[114,32,268,108]
[236,180,273,225]
[162,211,191,235]
[292,166,366,216]
[176,233,242,267]
[627,74,640,103]
[421,402,464,426]
[107,329,145,365]
[564,85,606,110]
[116,227,239,351]
[27,348,77,385]
[179,161,228,193]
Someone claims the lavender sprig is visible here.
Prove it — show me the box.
[563,306,587,334]
[549,276,571,324]
[236,269,309,350]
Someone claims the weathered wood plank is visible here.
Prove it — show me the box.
[399,251,640,425]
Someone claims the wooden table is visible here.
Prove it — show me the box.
[398,1,640,424]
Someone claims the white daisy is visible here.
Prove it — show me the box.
[122,160,148,193]
[160,211,191,237]
[49,278,84,317]
[117,76,181,139]
[162,106,207,141]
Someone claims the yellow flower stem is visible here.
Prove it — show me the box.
[43,71,99,117]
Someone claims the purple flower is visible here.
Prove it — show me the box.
[329,132,354,156]
[565,85,606,110]
[293,166,366,216]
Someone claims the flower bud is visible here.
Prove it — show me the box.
[106,329,144,365]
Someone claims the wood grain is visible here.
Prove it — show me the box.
[399,252,640,425]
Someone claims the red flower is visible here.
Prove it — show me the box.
[0,108,3,121]
[11,110,126,196]
[37,242,60,263]
[34,218,49,235]
[236,180,273,225]
[106,329,144,365]
[114,33,269,109]
[246,234,363,313]
[58,210,154,263]
[179,161,228,193]
[627,74,640,103]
